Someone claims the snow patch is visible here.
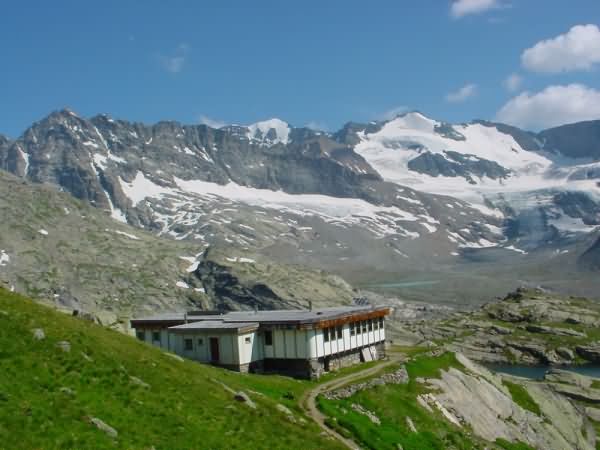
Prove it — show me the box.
[0,250,9,266]
[504,245,528,255]
[176,281,190,289]
[38,229,48,236]
[119,172,174,206]
[109,229,140,240]
[247,118,290,145]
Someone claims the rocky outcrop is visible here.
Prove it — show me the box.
[407,150,510,183]
[411,289,600,366]
[420,354,594,450]
[194,246,356,312]
[576,344,600,363]
[323,365,409,400]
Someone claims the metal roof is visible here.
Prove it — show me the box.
[132,305,389,328]
[169,320,259,331]
[222,305,382,323]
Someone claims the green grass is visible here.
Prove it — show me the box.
[405,352,464,379]
[0,287,342,450]
[502,380,541,416]
[592,380,600,390]
[495,438,536,450]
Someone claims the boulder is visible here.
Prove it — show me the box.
[576,344,600,363]
[275,403,296,423]
[491,325,512,335]
[351,403,380,425]
[90,417,118,438]
[555,347,575,361]
[405,416,417,433]
[585,407,600,422]
[56,341,71,353]
[544,369,593,389]
[525,324,586,338]
[32,328,45,340]
[164,352,184,362]
[551,384,600,404]
[129,376,150,389]
[234,391,256,409]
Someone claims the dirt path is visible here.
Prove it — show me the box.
[301,356,403,449]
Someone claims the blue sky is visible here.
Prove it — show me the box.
[1,0,600,137]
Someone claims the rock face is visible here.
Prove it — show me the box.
[539,119,600,160]
[194,246,356,311]
[579,236,600,270]
[407,150,510,183]
[421,354,594,450]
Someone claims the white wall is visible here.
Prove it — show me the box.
[262,329,309,360]
[237,331,261,365]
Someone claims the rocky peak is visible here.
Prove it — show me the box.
[539,120,600,160]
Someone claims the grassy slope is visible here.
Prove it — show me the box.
[0,288,342,449]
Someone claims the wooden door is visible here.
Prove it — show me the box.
[209,337,219,363]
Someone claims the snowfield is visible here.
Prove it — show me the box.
[353,112,599,212]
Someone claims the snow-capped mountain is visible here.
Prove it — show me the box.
[347,112,600,241]
[1,109,599,306]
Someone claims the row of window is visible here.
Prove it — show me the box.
[323,317,384,341]
[323,326,343,342]
[349,318,383,336]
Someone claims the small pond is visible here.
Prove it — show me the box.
[486,363,600,380]
[364,280,441,289]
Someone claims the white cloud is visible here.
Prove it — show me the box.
[378,105,409,121]
[445,84,477,103]
[305,121,329,131]
[503,73,522,92]
[496,84,600,130]
[450,0,501,19]
[199,115,227,129]
[521,24,600,73]
[158,43,189,74]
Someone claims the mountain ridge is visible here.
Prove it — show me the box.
[1,108,599,309]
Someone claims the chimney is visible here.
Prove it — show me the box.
[253,304,258,314]
[184,312,188,324]
[308,301,313,311]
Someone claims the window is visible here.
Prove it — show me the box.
[265,330,273,346]
[152,331,160,342]
[350,322,355,336]
[245,336,251,344]
[198,338,203,346]
[184,338,193,351]
[368,319,373,332]
[336,326,343,340]
[362,321,367,333]
[374,319,379,330]
[323,328,329,342]
[379,317,384,329]
[136,330,146,341]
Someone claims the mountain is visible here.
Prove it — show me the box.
[0,170,356,321]
[1,109,599,309]
[0,287,342,449]
[579,236,600,270]
[539,120,600,160]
